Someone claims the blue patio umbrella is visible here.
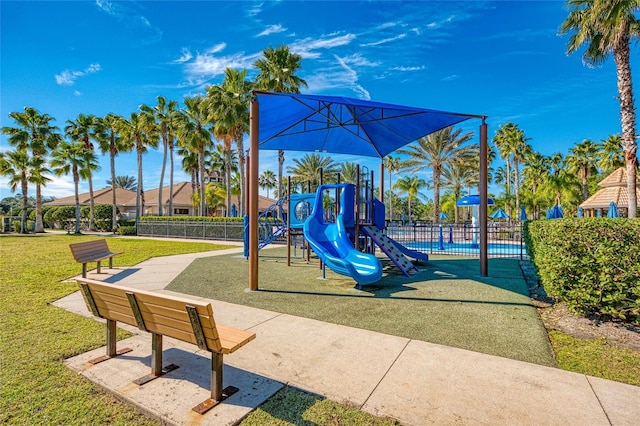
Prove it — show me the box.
[547,204,564,219]
[577,207,583,218]
[439,212,449,219]
[490,208,509,219]
[231,204,237,217]
[519,205,527,221]
[607,201,620,218]
[596,209,601,217]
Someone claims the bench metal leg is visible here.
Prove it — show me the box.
[96,260,101,274]
[82,263,87,278]
[109,257,113,269]
[192,352,239,415]
[87,319,133,365]
[134,333,179,385]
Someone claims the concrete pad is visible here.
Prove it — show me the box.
[65,334,283,426]
[588,376,640,426]
[362,339,610,426]
[228,313,410,406]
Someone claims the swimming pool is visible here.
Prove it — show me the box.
[405,241,527,257]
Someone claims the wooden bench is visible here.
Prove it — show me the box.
[76,277,256,414]
[69,239,123,278]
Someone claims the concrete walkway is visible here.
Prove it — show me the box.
[56,247,640,426]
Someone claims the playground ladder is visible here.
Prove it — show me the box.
[257,197,288,250]
[361,225,418,278]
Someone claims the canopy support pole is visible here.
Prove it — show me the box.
[249,95,259,291]
[479,118,489,277]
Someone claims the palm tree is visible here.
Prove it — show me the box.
[383,155,401,222]
[208,68,252,216]
[394,175,428,223]
[50,141,88,234]
[254,45,308,199]
[141,96,179,216]
[522,151,550,219]
[286,153,339,192]
[96,113,129,231]
[561,0,639,217]
[598,134,625,173]
[180,96,213,216]
[66,114,98,230]
[119,112,158,222]
[177,144,200,209]
[258,170,277,198]
[107,175,137,191]
[442,159,477,223]
[339,162,358,184]
[398,126,477,223]
[493,122,531,219]
[567,139,600,201]
[0,150,37,233]
[1,106,61,232]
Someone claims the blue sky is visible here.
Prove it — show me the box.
[1,0,636,200]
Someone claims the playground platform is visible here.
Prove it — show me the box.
[55,244,640,426]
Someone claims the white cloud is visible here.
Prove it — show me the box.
[173,48,193,64]
[55,63,102,86]
[247,2,263,17]
[95,0,162,43]
[390,65,426,72]
[306,54,370,100]
[74,90,82,96]
[257,24,287,37]
[360,33,406,47]
[290,33,356,59]
[182,45,258,83]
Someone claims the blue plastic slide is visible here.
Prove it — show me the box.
[303,184,382,286]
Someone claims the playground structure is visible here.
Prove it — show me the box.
[246,166,428,287]
[247,91,489,292]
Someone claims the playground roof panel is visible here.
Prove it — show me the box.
[255,91,481,158]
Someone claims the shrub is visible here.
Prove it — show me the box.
[12,220,21,232]
[525,218,640,323]
[119,226,137,235]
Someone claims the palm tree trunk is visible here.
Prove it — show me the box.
[278,150,284,198]
[73,169,81,234]
[20,175,28,233]
[198,143,206,216]
[235,131,245,216]
[514,157,520,219]
[158,136,167,216]
[110,147,117,231]
[88,174,95,230]
[433,166,441,223]
[35,183,44,232]
[168,139,174,216]
[614,37,638,217]
[136,145,143,222]
[225,146,232,216]
[388,171,393,222]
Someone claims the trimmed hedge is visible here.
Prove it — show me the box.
[524,218,640,323]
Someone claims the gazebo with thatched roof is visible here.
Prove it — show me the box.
[579,167,640,217]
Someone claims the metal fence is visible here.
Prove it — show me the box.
[384,222,528,259]
[137,220,245,241]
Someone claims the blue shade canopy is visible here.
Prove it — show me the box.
[456,194,495,206]
[439,212,449,219]
[490,208,509,219]
[607,201,620,218]
[519,205,527,221]
[256,91,480,158]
